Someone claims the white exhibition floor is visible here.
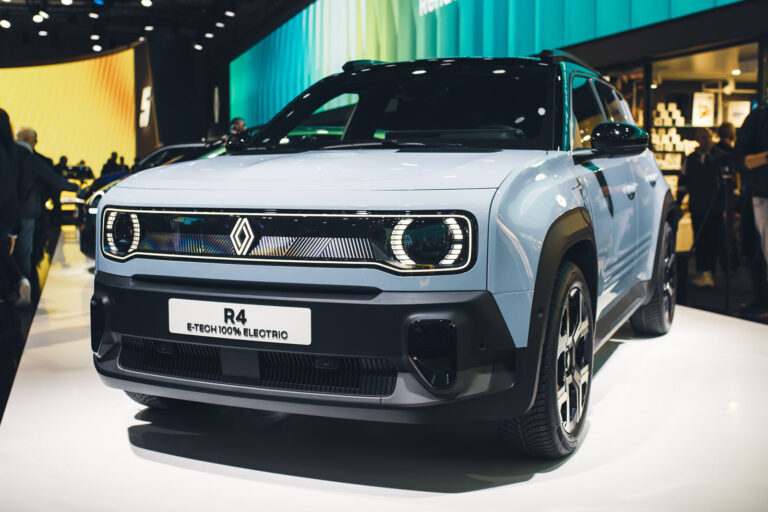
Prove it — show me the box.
[1,228,767,512]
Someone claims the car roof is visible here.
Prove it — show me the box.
[339,50,599,77]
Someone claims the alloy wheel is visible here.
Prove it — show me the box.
[556,286,591,434]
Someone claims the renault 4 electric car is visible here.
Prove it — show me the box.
[91,51,678,458]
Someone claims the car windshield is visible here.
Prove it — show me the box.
[251,61,556,151]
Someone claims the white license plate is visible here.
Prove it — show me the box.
[168,298,311,345]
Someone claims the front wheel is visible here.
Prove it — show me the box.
[631,220,676,335]
[499,261,594,458]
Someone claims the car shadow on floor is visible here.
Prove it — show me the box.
[127,340,625,493]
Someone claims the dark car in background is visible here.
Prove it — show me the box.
[78,142,218,257]
[56,165,95,224]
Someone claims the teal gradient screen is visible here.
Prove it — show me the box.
[231,0,742,126]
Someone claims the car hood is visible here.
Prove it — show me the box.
[116,149,550,192]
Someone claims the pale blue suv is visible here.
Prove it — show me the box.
[91,51,678,459]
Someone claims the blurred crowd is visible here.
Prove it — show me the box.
[678,105,768,311]
[1,108,78,311]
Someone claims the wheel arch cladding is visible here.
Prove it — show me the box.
[514,207,597,416]
[644,189,680,305]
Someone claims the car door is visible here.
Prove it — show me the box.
[570,75,639,319]
[593,80,660,283]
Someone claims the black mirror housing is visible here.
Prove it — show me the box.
[226,132,250,154]
[591,122,648,157]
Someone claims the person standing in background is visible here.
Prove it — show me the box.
[716,122,736,152]
[53,156,68,176]
[736,103,768,305]
[0,109,26,305]
[13,128,78,299]
[16,127,53,169]
[683,128,723,288]
[100,152,120,176]
[230,117,246,134]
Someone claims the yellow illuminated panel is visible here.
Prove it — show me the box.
[0,49,135,177]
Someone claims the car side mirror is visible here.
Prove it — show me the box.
[591,122,648,157]
[226,131,250,154]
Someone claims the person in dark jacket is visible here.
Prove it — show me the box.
[736,103,768,303]
[16,127,53,168]
[13,133,78,283]
[682,128,722,287]
[0,109,26,305]
[53,156,68,176]
[100,152,120,176]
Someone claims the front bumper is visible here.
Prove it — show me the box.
[92,271,535,423]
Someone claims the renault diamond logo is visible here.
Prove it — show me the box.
[230,217,255,256]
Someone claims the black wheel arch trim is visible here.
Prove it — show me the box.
[516,207,597,416]
[644,189,680,305]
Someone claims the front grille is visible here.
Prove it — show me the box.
[118,336,397,397]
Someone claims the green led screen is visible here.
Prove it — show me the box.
[230,0,742,126]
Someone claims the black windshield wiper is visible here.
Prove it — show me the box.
[316,140,467,150]
[243,145,312,154]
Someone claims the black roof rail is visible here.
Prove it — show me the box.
[535,50,599,75]
[342,59,387,73]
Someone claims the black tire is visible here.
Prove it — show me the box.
[500,261,594,459]
[630,220,676,335]
[124,391,189,410]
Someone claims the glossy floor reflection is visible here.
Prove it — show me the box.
[1,233,767,511]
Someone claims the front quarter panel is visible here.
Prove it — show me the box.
[488,151,587,347]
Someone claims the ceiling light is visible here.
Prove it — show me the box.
[61,0,73,5]
[141,0,153,6]
[88,12,99,19]
[492,69,506,74]
[39,10,49,19]
[0,19,11,29]
[38,30,48,36]
[32,14,44,23]
[92,44,102,52]
[193,43,203,51]
[204,32,213,38]
[650,83,658,89]
[224,10,235,17]
[731,69,742,76]
[411,69,427,75]
[215,21,224,28]
[138,36,145,41]
[90,34,100,40]
[144,25,153,31]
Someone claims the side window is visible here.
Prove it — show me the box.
[283,93,359,145]
[571,77,605,149]
[595,81,634,125]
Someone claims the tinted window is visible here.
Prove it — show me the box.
[142,147,189,169]
[281,94,359,145]
[595,81,633,124]
[571,77,604,149]
[256,63,556,151]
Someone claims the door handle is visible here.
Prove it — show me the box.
[645,174,658,187]
[622,183,638,200]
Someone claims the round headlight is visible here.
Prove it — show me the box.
[105,211,140,255]
[391,217,464,268]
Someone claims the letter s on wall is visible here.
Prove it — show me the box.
[139,86,152,128]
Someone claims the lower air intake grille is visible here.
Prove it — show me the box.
[118,336,397,397]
